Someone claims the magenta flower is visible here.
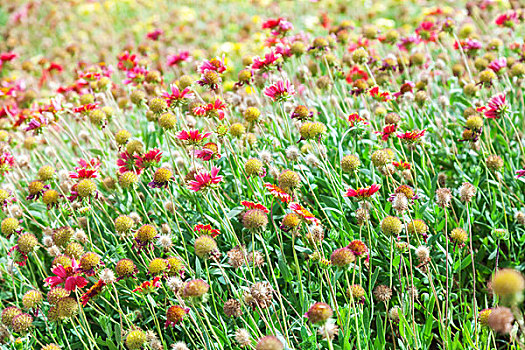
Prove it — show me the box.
[188,167,223,192]
[44,258,88,291]
[264,80,295,102]
[516,169,525,179]
[488,58,507,73]
[176,129,211,144]
[167,51,190,66]
[162,84,194,107]
[483,93,508,119]
[0,152,15,176]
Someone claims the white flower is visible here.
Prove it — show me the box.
[100,268,116,284]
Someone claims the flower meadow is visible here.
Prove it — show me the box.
[1,0,525,349]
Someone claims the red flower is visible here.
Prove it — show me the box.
[117,51,137,71]
[262,17,293,36]
[251,51,280,71]
[133,276,161,293]
[345,66,368,84]
[289,202,320,225]
[135,149,162,169]
[69,158,101,179]
[488,58,507,73]
[81,280,106,306]
[194,142,221,161]
[344,184,380,200]
[241,201,269,213]
[165,305,189,327]
[176,129,211,144]
[264,183,292,203]
[348,113,369,127]
[347,240,368,257]
[368,86,391,102]
[397,129,426,143]
[0,152,15,176]
[188,167,223,192]
[375,124,398,141]
[44,258,88,291]
[162,84,194,107]
[393,161,411,170]
[73,102,100,114]
[495,11,519,28]
[194,224,220,238]
[264,80,295,102]
[146,28,163,41]
[193,99,227,120]
[482,93,508,119]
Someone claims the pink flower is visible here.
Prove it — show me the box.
[0,152,15,176]
[488,58,507,73]
[73,102,100,114]
[192,99,227,120]
[146,28,163,41]
[198,56,226,74]
[251,51,280,71]
[162,84,194,107]
[375,124,398,141]
[397,129,426,143]
[264,80,295,102]
[70,158,101,179]
[188,167,223,192]
[495,11,519,28]
[483,93,508,119]
[135,149,162,169]
[167,51,190,66]
[516,169,525,179]
[176,129,211,144]
[345,184,381,200]
[44,258,88,291]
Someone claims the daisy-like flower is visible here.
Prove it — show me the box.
[69,158,101,179]
[376,124,398,141]
[251,51,280,71]
[165,305,189,327]
[264,80,295,102]
[241,201,269,213]
[345,66,369,84]
[25,115,49,135]
[344,184,380,200]
[193,98,227,120]
[348,113,369,127]
[0,152,15,176]
[44,258,88,291]
[495,11,519,28]
[81,279,106,306]
[481,93,508,119]
[516,168,525,179]
[146,28,163,41]
[73,102,100,114]
[123,66,149,85]
[194,142,221,161]
[149,168,174,189]
[289,202,320,225]
[347,239,369,257]
[393,161,411,170]
[454,39,482,52]
[133,276,162,294]
[162,84,194,107]
[188,167,223,192]
[397,129,426,143]
[199,56,227,74]
[264,183,292,203]
[167,51,190,66]
[369,86,391,102]
[488,58,507,73]
[176,129,211,144]
[194,224,220,238]
[117,51,137,71]
[135,149,162,170]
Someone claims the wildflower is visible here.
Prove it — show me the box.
[491,269,525,300]
[11,313,33,333]
[373,285,392,303]
[289,202,320,225]
[195,142,221,161]
[194,224,220,238]
[479,309,492,326]
[44,258,88,291]
[381,216,403,236]
[244,158,265,177]
[167,51,190,66]
[176,129,211,144]
[459,182,476,202]
[264,80,295,102]
[27,180,48,200]
[517,169,525,178]
[397,129,426,144]
[242,208,269,230]
[22,290,43,310]
[347,112,368,127]
[347,284,366,303]
[244,107,261,123]
[133,276,162,293]
[149,167,173,189]
[1,217,20,237]
[235,328,251,347]
[376,124,398,141]
[264,183,292,203]
[290,105,313,121]
[197,69,221,90]
[199,56,227,74]
[135,149,162,170]
[182,279,209,298]
[188,167,223,192]
[134,224,158,250]
[194,235,218,258]
[450,228,468,246]
[81,280,106,306]
[116,259,138,280]
[125,329,147,350]
[280,213,301,232]
[306,302,333,325]
[495,11,519,28]
[256,336,283,350]
[487,307,514,334]
[486,154,504,172]
[330,247,355,267]
[344,184,380,200]
[193,98,227,120]
[69,158,101,179]
[165,305,189,327]
[407,219,429,240]
[481,93,508,119]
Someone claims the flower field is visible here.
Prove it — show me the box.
[1,0,525,349]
